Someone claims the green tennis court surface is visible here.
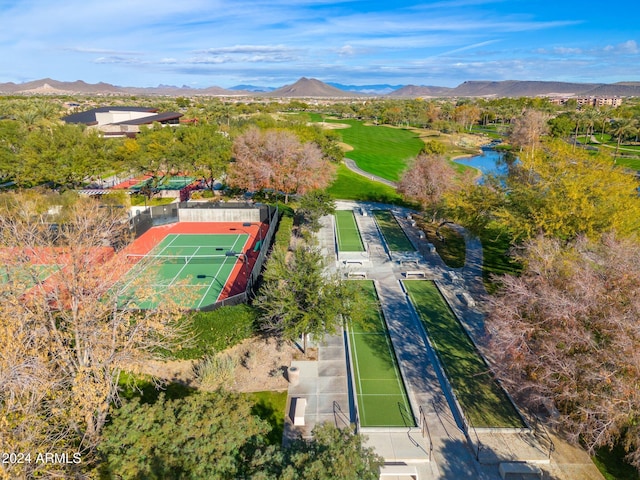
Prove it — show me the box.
[120,233,248,310]
[403,280,525,428]
[131,176,195,191]
[1,264,60,291]
[335,210,365,252]
[372,210,415,252]
[348,280,414,427]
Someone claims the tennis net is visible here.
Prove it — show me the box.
[126,253,241,265]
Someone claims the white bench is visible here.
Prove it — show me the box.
[291,398,307,426]
[344,260,364,266]
[498,462,542,479]
[404,270,426,278]
[347,271,367,278]
[460,292,476,307]
[379,464,418,479]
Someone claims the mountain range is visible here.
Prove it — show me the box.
[1,77,639,98]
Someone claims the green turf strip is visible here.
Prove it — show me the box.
[403,280,525,428]
[372,210,415,252]
[335,210,365,252]
[348,280,414,427]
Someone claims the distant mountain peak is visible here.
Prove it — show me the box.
[265,77,363,98]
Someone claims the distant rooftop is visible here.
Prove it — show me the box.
[62,107,183,137]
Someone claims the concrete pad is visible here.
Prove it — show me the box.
[317,376,347,393]
[319,346,345,360]
[317,359,346,376]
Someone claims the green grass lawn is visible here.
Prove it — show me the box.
[372,210,415,252]
[248,391,288,445]
[335,210,365,252]
[593,444,640,480]
[478,223,523,293]
[327,163,410,205]
[418,220,466,268]
[403,280,524,428]
[325,119,424,181]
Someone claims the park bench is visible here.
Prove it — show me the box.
[347,271,367,278]
[379,464,418,479]
[404,270,426,278]
[459,291,476,307]
[498,462,542,479]
[291,397,307,426]
[344,259,364,266]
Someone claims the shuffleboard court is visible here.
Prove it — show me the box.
[335,210,365,252]
[403,280,525,428]
[347,280,414,427]
[120,233,249,310]
[372,210,415,252]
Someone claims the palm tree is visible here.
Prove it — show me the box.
[611,118,638,162]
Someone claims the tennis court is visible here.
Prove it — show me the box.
[1,264,59,288]
[347,280,414,427]
[120,233,249,310]
[372,210,415,252]
[130,176,196,191]
[335,210,365,252]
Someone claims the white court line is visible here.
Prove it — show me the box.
[348,322,367,424]
[197,234,249,309]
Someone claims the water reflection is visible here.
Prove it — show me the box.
[453,142,517,180]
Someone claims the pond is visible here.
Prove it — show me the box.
[453,142,510,177]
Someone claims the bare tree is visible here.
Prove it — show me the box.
[508,109,549,159]
[486,233,640,472]
[397,153,469,221]
[0,193,189,478]
[228,127,335,203]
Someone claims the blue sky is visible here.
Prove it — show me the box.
[0,0,638,88]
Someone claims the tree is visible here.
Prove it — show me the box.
[0,193,189,478]
[611,117,638,160]
[17,124,112,188]
[228,127,335,203]
[281,423,384,480]
[98,391,273,479]
[397,153,469,221]
[446,141,640,241]
[486,233,640,472]
[297,190,336,233]
[508,109,549,159]
[180,124,232,192]
[255,245,363,353]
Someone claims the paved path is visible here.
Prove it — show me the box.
[343,158,398,188]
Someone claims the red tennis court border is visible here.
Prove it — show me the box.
[123,221,269,303]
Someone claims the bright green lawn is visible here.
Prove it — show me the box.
[248,391,288,445]
[325,119,424,181]
[327,163,409,205]
[372,210,415,252]
[403,280,524,428]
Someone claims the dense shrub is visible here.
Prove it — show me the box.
[172,304,257,359]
